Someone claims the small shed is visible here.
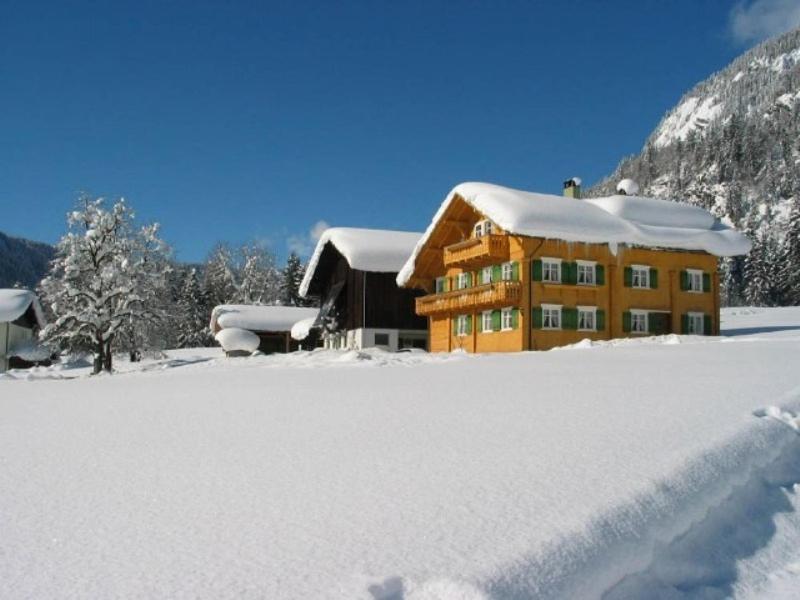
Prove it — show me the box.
[209,305,320,355]
[0,289,47,372]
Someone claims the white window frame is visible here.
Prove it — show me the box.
[631,265,650,289]
[577,306,597,331]
[482,310,493,333]
[541,303,562,330]
[576,260,596,286]
[456,315,469,337]
[687,269,703,293]
[457,272,470,290]
[501,261,514,281]
[687,311,704,335]
[631,309,648,334]
[481,266,493,285]
[542,257,562,283]
[484,220,493,236]
[435,276,447,293]
[501,307,513,331]
[474,222,483,238]
[474,219,493,238]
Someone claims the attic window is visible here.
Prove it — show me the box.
[474,220,493,237]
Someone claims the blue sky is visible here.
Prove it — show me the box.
[2,1,797,263]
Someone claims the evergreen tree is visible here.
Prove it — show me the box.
[176,268,213,347]
[203,243,237,308]
[281,252,310,306]
[782,198,800,304]
[235,244,281,305]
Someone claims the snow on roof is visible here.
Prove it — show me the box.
[300,227,422,298]
[615,178,640,196]
[0,289,45,328]
[290,317,317,341]
[210,305,319,334]
[215,328,260,353]
[397,182,752,286]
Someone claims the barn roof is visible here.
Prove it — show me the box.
[299,227,422,298]
[209,305,319,334]
[397,182,752,287]
[0,289,45,328]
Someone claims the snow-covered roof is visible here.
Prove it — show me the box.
[210,305,319,333]
[397,182,752,286]
[215,328,260,353]
[300,227,422,298]
[290,317,317,341]
[0,289,45,328]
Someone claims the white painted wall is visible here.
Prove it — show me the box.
[324,328,427,352]
[0,321,35,373]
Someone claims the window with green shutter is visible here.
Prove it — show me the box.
[511,261,520,281]
[624,267,633,287]
[596,265,605,285]
[492,264,502,283]
[563,262,578,285]
[491,309,501,331]
[532,307,543,329]
[680,270,689,291]
[467,314,473,335]
[511,307,520,329]
[702,273,711,292]
[649,268,658,289]
[649,312,668,334]
[562,307,578,330]
[531,259,543,282]
[622,311,632,332]
[477,312,483,333]
[596,309,606,330]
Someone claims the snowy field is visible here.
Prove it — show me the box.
[2,308,800,599]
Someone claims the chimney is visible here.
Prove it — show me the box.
[563,177,582,199]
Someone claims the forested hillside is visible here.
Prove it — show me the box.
[0,231,55,290]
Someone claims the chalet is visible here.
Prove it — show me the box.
[209,305,320,355]
[299,227,428,351]
[0,289,47,372]
[397,180,751,352]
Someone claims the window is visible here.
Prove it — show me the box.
[435,276,447,293]
[687,312,704,334]
[542,304,562,330]
[577,307,596,331]
[374,333,389,346]
[481,266,493,285]
[542,258,561,283]
[474,219,493,237]
[501,262,514,281]
[577,261,596,285]
[631,310,648,333]
[457,272,471,289]
[456,315,469,336]
[501,307,514,331]
[687,269,703,293]
[631,265,650,289]
[482,310,493,333]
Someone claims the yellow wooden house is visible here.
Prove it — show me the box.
[397,180,751,352]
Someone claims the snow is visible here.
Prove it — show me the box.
[214,327,260,353]
[290,316,317,341]
[653,95,723,148]
[1,308,800,598]
[300,227,422,297]
[398,182,751,286]
[210,304,319,333]
[0,289,45,327]
[615,178,640,196]
[7,339,51,362]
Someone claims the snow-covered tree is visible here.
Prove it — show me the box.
[781,198,800,303]
[203,244,237,307]
[281,252,311,306]
[39,195,170,373]
[176,267,213,348]
[235,244,281,305]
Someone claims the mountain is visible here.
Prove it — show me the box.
[588,27,800,307]
[0,231,55,290]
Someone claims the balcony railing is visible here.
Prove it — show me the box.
[443,234,509,267]
[416,280,522,316]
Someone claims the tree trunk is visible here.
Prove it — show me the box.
[93,340,104,375]
[103,339,113,372]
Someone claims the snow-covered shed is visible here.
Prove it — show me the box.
[0,289,47,372]
[299,227,428,351]
[209,305,320,355]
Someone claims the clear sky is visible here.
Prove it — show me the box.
[2,1,796,263]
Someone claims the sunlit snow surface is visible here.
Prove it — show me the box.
[2,308,800,599]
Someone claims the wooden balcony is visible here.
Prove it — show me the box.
[443,234,509,267]
[416,280,522,316]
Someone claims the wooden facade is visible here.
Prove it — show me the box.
[402,195,723,353]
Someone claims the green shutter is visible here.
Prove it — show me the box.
[649,313,664,334]
[452,317,458,336]
[680,270,689,291]
[563,308,578,330]
[681,314,689,334]
[477,313,483,333]
[596,265,605,285]
[649,268,658,289]
[703,314,712,336]
[491,309,501,331]
[511,261,520,281]
[511,308,520,329]
[702,273,711,293]
[466,315,472,335]
[532,260,543,281]
[532,307,542,329]
[622,311,632,332]
[466,271,473,287]
[624,267,633,287]
[563,262,575,285]
[596,309,606,331]
[492,264,502,283]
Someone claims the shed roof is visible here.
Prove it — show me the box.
[210,305,319,334]
[0,289,45,328]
